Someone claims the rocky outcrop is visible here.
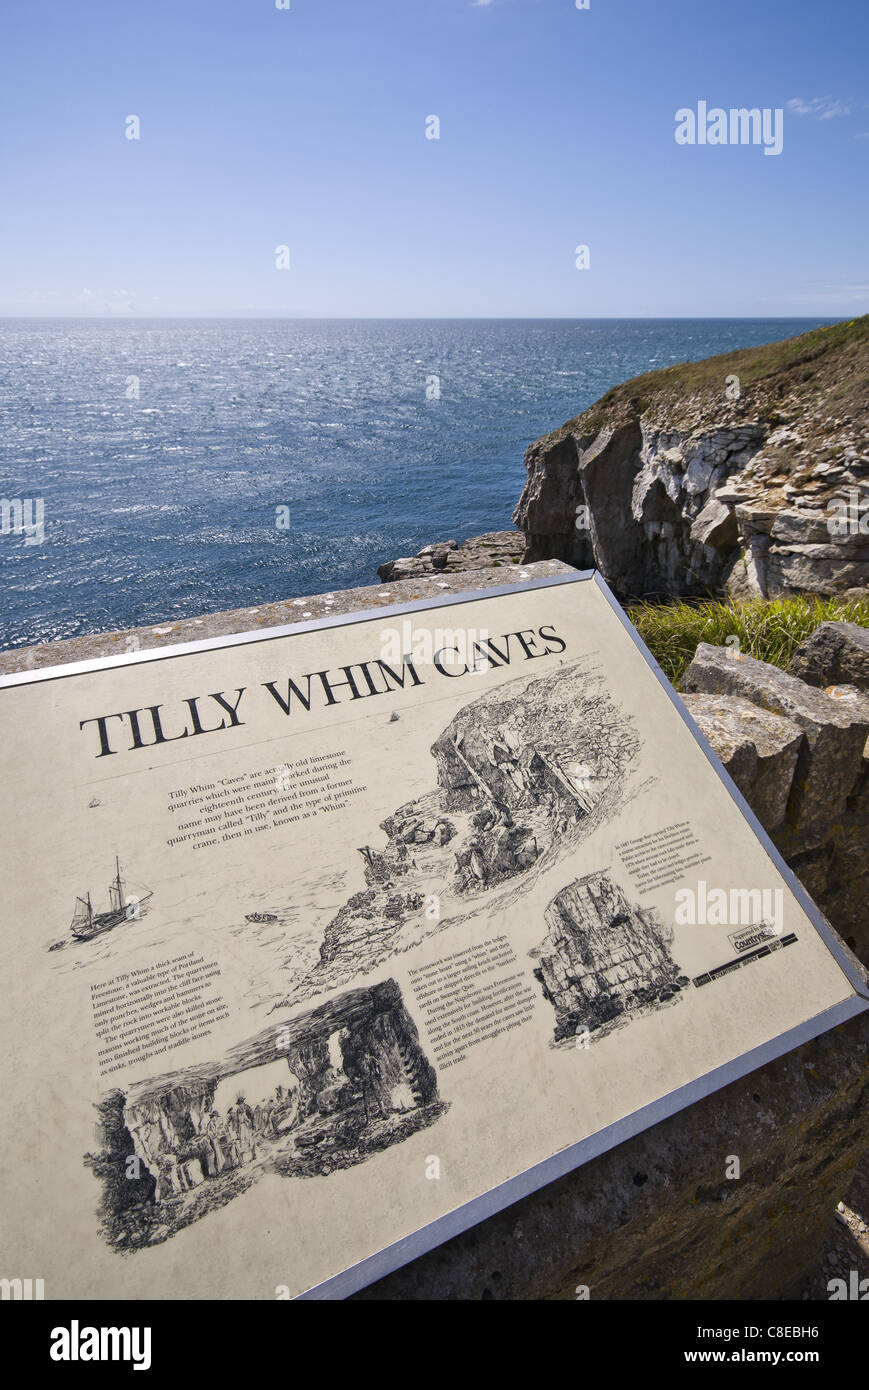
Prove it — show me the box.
[377,531,525,583]
[512,317,869,600]
[681,629,869,963]
[787,619,869,691]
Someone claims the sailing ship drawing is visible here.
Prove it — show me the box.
[68,856,153,942]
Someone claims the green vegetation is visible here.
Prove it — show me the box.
[627,594,869,687]
[560,312,869,441]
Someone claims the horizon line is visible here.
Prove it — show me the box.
[0,313,849,323]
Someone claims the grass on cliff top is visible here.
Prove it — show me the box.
[627,593,869,688]
[566,313,869,437]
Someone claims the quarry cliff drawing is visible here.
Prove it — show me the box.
[86,979,445,1253]
[531,870,689,1044]
[275,657,644,1006]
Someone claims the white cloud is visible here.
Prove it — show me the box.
[786,96,852,120]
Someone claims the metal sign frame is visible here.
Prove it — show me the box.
[2,569,866,1300]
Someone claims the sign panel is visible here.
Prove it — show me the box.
[1,573,865,1299]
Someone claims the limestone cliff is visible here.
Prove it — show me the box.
[512,317,869,601]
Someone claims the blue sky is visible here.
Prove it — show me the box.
[1,0,866,317]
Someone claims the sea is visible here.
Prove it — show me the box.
[0,317,839,650]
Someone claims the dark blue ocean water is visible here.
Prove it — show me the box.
[0,318,839,649]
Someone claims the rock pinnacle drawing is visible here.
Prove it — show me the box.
[531,870,688,1044]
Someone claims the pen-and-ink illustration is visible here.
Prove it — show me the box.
[49,855,153,952]
[279,658,644,1004]
[531,870,688,1044]
[85,979,445,1253]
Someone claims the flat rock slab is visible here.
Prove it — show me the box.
[680,693,803,832]
[788,621,869,693]
[690,497,739,550]
[682,643,869,853]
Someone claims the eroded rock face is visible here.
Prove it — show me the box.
[513,319,869,600]
[517,419,777,599]
[516,415,869,601]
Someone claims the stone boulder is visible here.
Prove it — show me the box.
[680,693,803,832]
[682,644,869,853]
[787,620,869,693]
[417,540,458,558]
[689,497,740,550]
[377,555,431,582]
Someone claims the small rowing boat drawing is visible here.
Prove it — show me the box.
[70,856,153,942]
[245,912,278,924]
